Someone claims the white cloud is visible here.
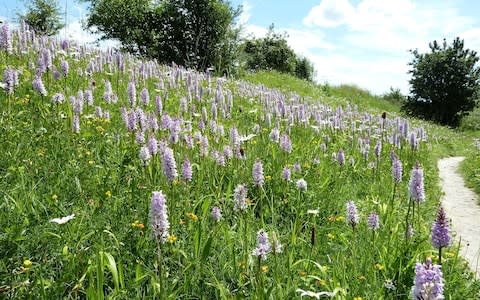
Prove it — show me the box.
[294,0,480,93]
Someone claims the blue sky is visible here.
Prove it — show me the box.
[2,0,480,94]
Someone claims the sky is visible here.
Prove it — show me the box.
[2,0,480,95]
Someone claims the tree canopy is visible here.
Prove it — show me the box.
[19,0,64,36]
[83,0,241,74]
[243,26,315,81]
[403,37,480,126]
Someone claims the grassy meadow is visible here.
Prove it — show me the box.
[1,25,480,299]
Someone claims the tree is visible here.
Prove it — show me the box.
[83,0,241,74]
[243,25,315,81]
[295,56,315,81]
[19,0,64,36]
[403,37,480,126]
[243,25,297,74]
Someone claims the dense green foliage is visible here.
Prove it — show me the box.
[460,106,480,131]
[403,38,480,127]
[18,0,64,36]
[1,25,480,299]
[382,87,406,104]
[461,139,480,197]
[83,0,240,75]
[243,26,315,81]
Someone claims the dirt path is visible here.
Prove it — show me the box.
[438,156,480,277]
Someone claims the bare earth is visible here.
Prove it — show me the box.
[438,156,480,277]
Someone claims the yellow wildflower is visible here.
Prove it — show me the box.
[52,194,58,201]
[374,263,385,271]
[105,191,112,198]
[88,160,95,165]
[186,212,198,222]
[23,259,32,268]
[327,233,335,240]
[358,275,366,281]
[167,234,177,243]
[261,266,269,273]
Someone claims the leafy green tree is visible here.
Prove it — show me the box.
[243,25,296,74]
[83,0,240,74]
[295,56,315,81]
[19,0,64,36]
[403,37,480,126]
[243,25,315,81]
[382,87,406,103]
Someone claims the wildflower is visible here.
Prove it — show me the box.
[23,259,32,268]
[72,115,80,133]
[52,194,58,201]
[141,87,149,106]
[384,279,396,291]
[32,75,47,96]
[105,191,112,198]
[150,191,170,243]
[327,233,335,240]
[186,212,198,222]
[139,146,151,166]
[211,207,222,222]
[252,229,272,260]
[337,149,345,166]
[432,206,450,249]
[374,140,382,158]
[233,184,248,211]
[261,265,269,273]
[155,95,163,115]
[392,157,403,183]
[407,224,415,239]
[167,234,177,243]
[182,157,193,182]
[61,60,69,76]
[367,212,380,231]
[280,133,292,153]
[2,66,17,94]
[160,145,178,182]
[269,128,280,143]
[296,178,307,191]
[50,214,75,224]
[127,81,136,107]
[252,159,264,187]
[296,289,339,298]
[375,263,385,271]
[0,22,12,53]
[346,201,359,229]
[293,162,301,172]
[282,166,291,181]
[147,135,158,155]
[85,89,94,106]
[52,93,65,104]
[411,258,444,300]
[409,161,425,202]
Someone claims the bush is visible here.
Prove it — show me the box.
[382,87,406,103]
[460,106,480,131]
[402,38,480,127]
[243,25,315,81]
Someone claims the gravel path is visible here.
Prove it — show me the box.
[438,156,480,277]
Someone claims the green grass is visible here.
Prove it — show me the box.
[1,31,479,299]
[460,134,480,197]
[243,70,401,113]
